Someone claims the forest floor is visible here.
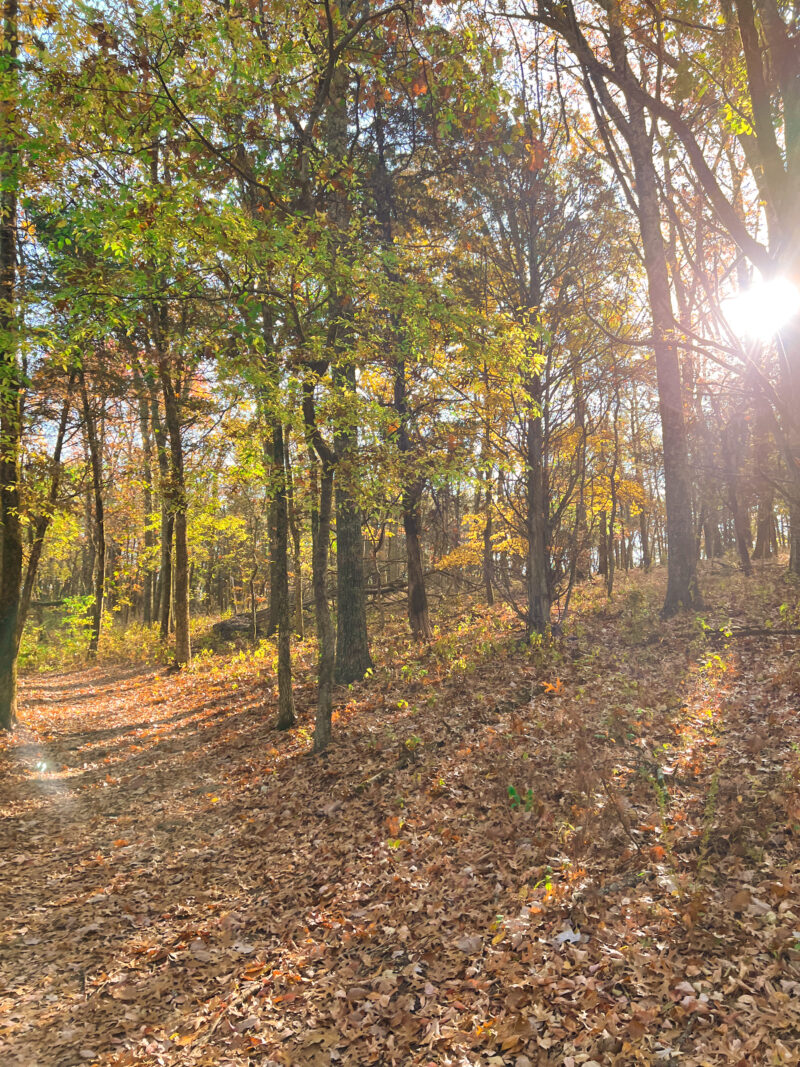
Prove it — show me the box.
[2,562,800,1067]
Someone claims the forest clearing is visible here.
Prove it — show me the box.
[2,562,800,1066]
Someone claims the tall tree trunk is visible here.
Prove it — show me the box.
[159,369,190,666]
[626,104,701,614]
[272,420,296,729]
[526,401,550,635]
[752,493,776,559]
[790,502,800,576]
[133,367,156,625]
[543,0,701,613]
[394,356,432,639]
[284,428,304,638]
[334,364,372,683]
[16,380,73,651]
[723,414,752,575]
[80,370,105,657]
[606,379,621,597]
[0,0,20,728]
[303,379,338,751]
[311,457,335,752]
[403,478,431,640]
[148,383,172,638]
[266,491,279,638]
[483,490,495,606]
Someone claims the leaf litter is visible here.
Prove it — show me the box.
[1,563,799,1066]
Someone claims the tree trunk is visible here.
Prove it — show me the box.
[626,103,701,614]
[0,0,21,729]
[393,355,432,640]
[16,381,73,651]
[159,368,190,666]
[334,364,372,683]
[403,478,432,640]
[723,414,752,575]
[545,2,701,613]
[790,501,800,576]
[148,383,172,638]
[752,494,776,559]
[272,420,296,730]
[483,492,494,606]
[80,370,105,656]
[284,428,304,638]
[309,447,335,752]
[526,402,551,635]
[133,367,156,625]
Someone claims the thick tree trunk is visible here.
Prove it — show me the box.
[80,370,105,656]
[0,0,20,728]
[334,364,372,683]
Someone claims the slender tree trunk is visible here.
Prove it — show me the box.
[272,420,296,729]
[16,381,73,651]
[393,355,432,639]
[159,369,190,666]
[266,490,279,638]
[606,380,621,597]
[80,370,105,656]
[724,415,752,575]
[302,373,338,751]
[284,430,304,638]
[148,383,172,637]
[526,399,550,635]
[598,513,608,576]
[483,491,494,606]
[303,429,336,752]
[627,105,701,614]
[0,0,21,728]
[133,368,156,625]
[311,461,335,751]
[403,478,432,639]
[790,502,800,576]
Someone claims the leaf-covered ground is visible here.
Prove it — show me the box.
[2,564,800,1067]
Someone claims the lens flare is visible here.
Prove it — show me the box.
[722,276,800,342]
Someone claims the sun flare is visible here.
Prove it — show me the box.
[722,276,800,342]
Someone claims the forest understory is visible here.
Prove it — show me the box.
[2,562,800,1067]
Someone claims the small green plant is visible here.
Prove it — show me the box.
[508,784,536,812]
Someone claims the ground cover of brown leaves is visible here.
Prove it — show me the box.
[1,562,800,1067]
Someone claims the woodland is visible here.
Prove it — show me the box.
[1,0,800,1064]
